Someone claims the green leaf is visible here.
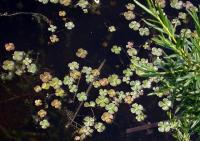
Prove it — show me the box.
[187,9,200,36]
[142,19,164,33]
[176,73,193,82]
[133,0,156,18]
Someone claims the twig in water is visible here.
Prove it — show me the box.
[126,122,158,134]
[0,12,51,24]
[66,59,106,128]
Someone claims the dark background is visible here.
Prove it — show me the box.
[0,0,199,141]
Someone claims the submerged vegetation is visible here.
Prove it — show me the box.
[0,0,200,141]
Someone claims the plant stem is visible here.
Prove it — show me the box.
[66,59,106,128]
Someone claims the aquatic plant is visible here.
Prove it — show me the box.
[1,0,200,141]
[1,43,38,81]
[32,0,200,140]
[129,0,200,140]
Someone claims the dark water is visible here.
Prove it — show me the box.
[0,0,199,141]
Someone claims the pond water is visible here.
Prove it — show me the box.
[0,0,199,141]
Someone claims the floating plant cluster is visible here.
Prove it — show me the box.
[1,0,200,141]
[1,43,38,81]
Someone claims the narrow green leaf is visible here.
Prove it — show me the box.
[133,0,156,18]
